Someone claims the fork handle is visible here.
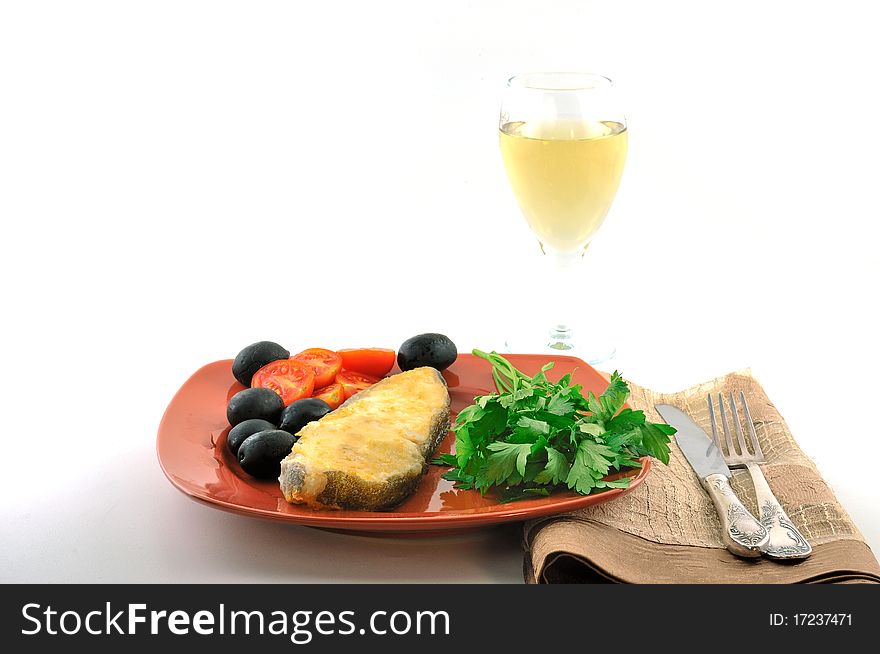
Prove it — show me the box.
[745,462,812,560]
[703,474,768,557]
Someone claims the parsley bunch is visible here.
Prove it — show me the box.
[432,350,675,502]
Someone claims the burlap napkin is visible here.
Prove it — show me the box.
[523,371,880,583]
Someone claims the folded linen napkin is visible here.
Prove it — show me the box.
[523,371,880,584]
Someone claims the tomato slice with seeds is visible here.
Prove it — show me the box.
[291,348,343,388]
[312,382,345,410]
[251,359,315,406]
[337,348,396,378]
[336,370,381,399]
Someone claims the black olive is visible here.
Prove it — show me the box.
[238,430,296,479]
[397,333,458,372]
[226,387,284,426]
[278,398,332,436]
[227,418,276,456]
[232,341,290,386]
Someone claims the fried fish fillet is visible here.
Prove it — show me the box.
[278,366,451,510]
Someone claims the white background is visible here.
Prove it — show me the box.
[1,0,878,582]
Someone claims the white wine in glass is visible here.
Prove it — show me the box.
[499,73,627,363]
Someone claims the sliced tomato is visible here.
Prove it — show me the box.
[336,370,381,399]
[337,348,396,378]
[291,348,343,388]
[251,359,315,406]
[313,382,345,410]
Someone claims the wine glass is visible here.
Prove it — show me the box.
[498,72,627,364]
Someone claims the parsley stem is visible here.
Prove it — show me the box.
[492,368,512,394]
[473,349,528,394]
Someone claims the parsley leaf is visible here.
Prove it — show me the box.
[546,392,577,416]
[432,350,675,500]
[636,422,675,465]
[533,447,569,485]
[482,441,533,487]
[597,371,629,419]
[578,422,605,437]
[431,453,458,467]
[605,407,647,432]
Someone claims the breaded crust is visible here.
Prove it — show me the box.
[278,367,451,510]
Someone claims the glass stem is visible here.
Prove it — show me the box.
[545,249,584,351]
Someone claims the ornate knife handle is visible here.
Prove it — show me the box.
[745,462,812,560]
[703,473,769,558]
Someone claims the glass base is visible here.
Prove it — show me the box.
[503,329,616,366]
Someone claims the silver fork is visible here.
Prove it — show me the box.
[708,392,812,560]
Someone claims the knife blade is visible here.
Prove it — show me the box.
[654,404,729,478]
[655,403,769,558]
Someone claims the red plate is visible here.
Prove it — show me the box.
[157,353,651,533]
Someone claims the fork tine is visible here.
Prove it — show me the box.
[706,393,724,452]
[717,393,737,456]
[740,391,764,460]
[728,392,751,456]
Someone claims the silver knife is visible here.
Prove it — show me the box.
[655,404,769,558]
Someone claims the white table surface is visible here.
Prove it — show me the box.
[2,1,878,583]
